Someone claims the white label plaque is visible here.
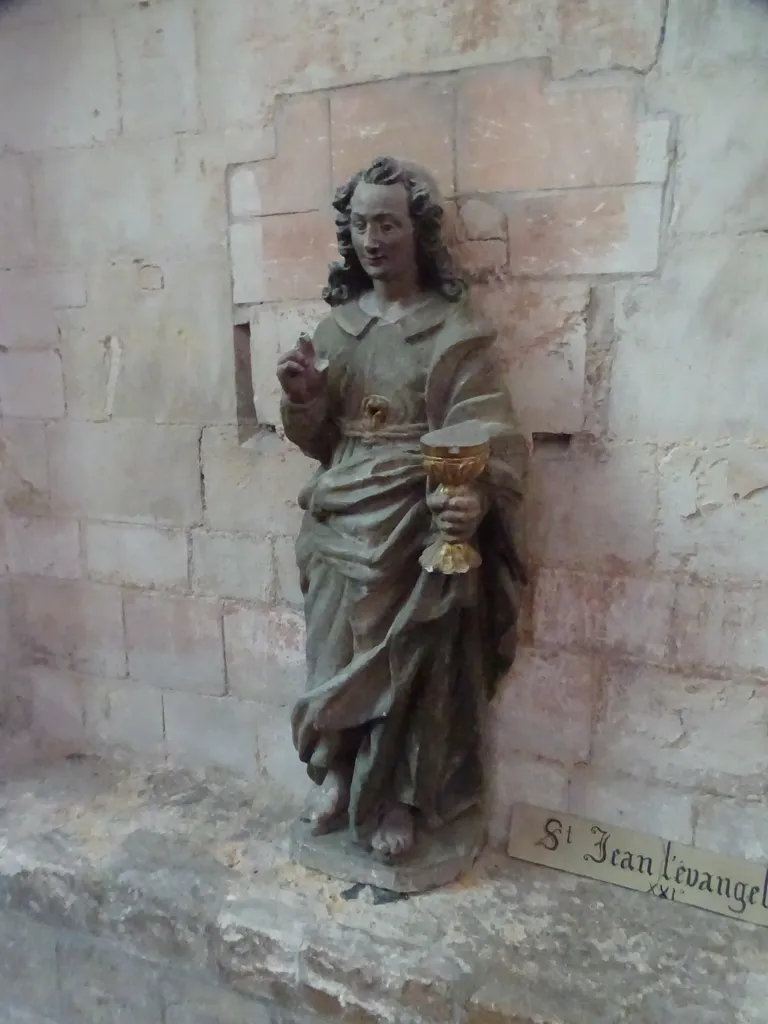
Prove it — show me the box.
[508,803,768,928]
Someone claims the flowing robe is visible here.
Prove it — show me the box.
[281,293,527,844]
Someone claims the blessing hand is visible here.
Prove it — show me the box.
[277,333,327,404]
[427,484,487,541]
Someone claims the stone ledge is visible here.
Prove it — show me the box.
[0,740,765,1024]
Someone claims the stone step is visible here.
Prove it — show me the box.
[0,742,764,1023]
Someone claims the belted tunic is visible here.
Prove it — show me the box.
[281,293,527,841]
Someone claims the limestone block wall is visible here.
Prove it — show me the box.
[0,0,767,855]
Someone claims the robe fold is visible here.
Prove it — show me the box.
[281,293,526,843]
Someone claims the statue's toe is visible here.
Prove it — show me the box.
[371,804,415,861]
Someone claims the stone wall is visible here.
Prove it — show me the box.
[1,0,767,854]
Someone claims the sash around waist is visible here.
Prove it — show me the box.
[339,418,429,443]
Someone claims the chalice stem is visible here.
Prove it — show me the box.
[421,484,482,576]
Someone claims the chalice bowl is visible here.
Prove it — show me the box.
[419,422,491,575]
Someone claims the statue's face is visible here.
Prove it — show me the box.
[349,182,417,283]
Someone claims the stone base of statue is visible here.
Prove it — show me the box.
[289,809,485,894]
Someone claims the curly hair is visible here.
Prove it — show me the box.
[322,156,465,307]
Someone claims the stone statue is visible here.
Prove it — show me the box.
[277,156,526,888]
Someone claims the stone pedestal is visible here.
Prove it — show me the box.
[289,810,485,893]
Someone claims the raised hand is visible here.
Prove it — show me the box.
[277,333,328,404]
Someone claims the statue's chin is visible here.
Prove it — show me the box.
[362,263,392,280]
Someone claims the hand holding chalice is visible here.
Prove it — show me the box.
[420,423,491,575]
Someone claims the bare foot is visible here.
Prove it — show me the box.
[304,768,350,835]
[371,803,415,861]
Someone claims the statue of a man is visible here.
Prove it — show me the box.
[277,156,526,864]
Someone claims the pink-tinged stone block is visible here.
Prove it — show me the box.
[229,94,331,217]
[224,604,305,705]
[331,78,455,194]
[125,593,225,695]
[494,649,595,763]
[11,578,126,679]
[504,186,663,276]
[457,63,637,192]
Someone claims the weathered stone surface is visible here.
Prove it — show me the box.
[223,604,305,705]
[609,235,768,442]
[5,517,80,579]
[0,422,50,517]
[212,896,306,1004]
[695,797,768,864]
[0,271,60,349]
[125,593,225,696]
[0,911,60,1016]
[26,666,86,744]
[459,198,507,241]
[191,532,273,602]
[0,752,765,1024]
[163,692,260,779]
[299,921,475,1023]
[11,578,126,678]
[527,441,658,570]
[230,213,337,305]
[533,570,674,661]
[290,810,484,893]
[85,523,189,590]
[553,0,666,76]
[162,978,274,1024]
[48,422,202,527]
[59,260,237,425]
[475,278,589,435]
[0,155,36,267]
[569,769,695,845]
[504,185,663,276]
[201,428,310,535]
[457,240,508,276]
[0,575,10,662]
[592,662,768,797]
[331,78,455,195]
[197,0,555,125]
[59,934,164,1024]
[254,702,309,800]
[229,95,331,218]
[273,536,303,606]
[658,444,768,583]
[84,680,165,755]
[458,64,638,192]
[671,582,768,677]
[115,0,200,139]
[1,1008,62,1024]
[0,16,119,152]
[652,67,768,235]
[662,0,768,70]
[494,650,595,764]
[0,350,65,419]
[33,138,228,265]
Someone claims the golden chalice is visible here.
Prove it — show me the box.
[419,422,491,575]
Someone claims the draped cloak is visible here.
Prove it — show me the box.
[280,293,527,844]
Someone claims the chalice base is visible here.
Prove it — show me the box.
[420,538,482,575]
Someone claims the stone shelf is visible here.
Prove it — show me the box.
[0,740,765,1023]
